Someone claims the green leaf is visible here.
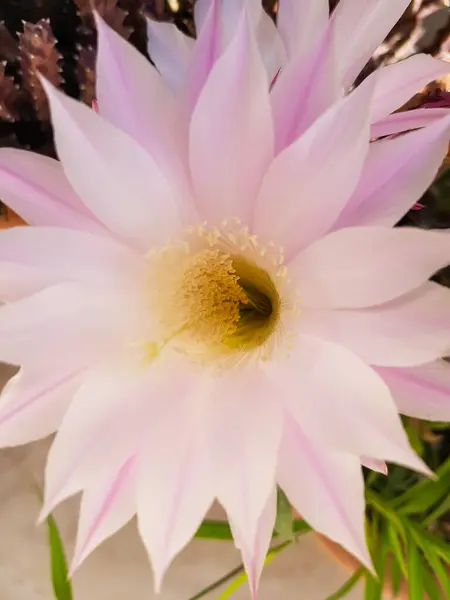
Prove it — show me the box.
[398,472,450,517]
[389,557,402,598]
[391,458,450,512]
[423,569,444,600]
[386,524,407,578]
[326,568,364,600]
[417,540,450,597]
[274,488,294,540]
[46,514,73,600]
[423,491,450,526]
[194,520,233,540]
[407,539,424,600]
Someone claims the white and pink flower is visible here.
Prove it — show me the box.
[0,0,449,596]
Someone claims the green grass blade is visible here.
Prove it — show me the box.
[325,567,364,600]
[407,539,424,600]
[46,514,73,600]
[194,518,310,541]
[386,524,407,577]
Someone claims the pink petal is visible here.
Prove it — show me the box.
[268,335,427,473]
[299,283,450,367]
[371,55,450,123]
[290,226,450,308]
[277,0,329,59]
[361,457,388,475]
[371,108,450,138]
[146,18,194,92]
[253,4,286,83]
[338,113,450,228]
[95,15,190,196]
[137,360,218,592]
[0,149,104,232]
[376,361,450,422]
[189,9,273,223]
[41,78,180,252]
[331,0,411,89]
[216,370,282,542]
[278,417,373,571]
[271,26,341,152]
[0,226,146,301]
[226,489,276,600]
[255,76,374,259]
[71,456,137,573]
[185,0,222,113]
[41,362,163,518]
[0,283,143,370]
[0,366,83,447]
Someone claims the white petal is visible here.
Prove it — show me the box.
[0,226,146,301]
[227,488,276,600]
[332,0,411,89]
[189,9,273,223]
[255,76,374,259]
[371,55,450,123]
[268,335,427,473]
[339,113,450,228]
[41,363,163,517]
[290,226,450,309]
[271,27,341,152]
[371,108,450,138]
[361,457,388,475]
[71,456,137,573]
[146,18,194,92]
[137,360,217,592]
[299,283,450,367]
[277,0,329,59]
[0,366,82,447]
[0,149,104,232]
[41,78,180,251]
[95,15,189,195]
[278,417,373,571]
[0,283,143,369]
[376,361,450,422]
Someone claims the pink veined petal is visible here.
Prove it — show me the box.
[253,3,286,83]
[0,149,104,232]
[290,226,450,309]
[0,226,146,301]
[40,77,180,252]
[371,108,450,139]
[331,0,411,90]
[278,417,373,571]
[370,55,450,123]
[299,283,450,367]
[137,359,217,592]
[215,368,282,542]
[337,113,450,228]
[271,25,341,153]
[70,455,137,574]
[276,0,329,60]
[361,457,388,476]
[40,362,166,519]
[189,9,273,223]
[146,18,194,93]
[95,14,191,200]
[185,0,222,114]
[267,335,428,473]
[227,488,276,600]
[255,75,374,259]
[0,282,146,371]
[0,366,83,447]
[376,361,450,422]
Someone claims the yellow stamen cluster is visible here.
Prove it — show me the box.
[142,219,296,366]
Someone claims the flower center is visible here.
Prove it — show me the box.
[143,219,294,366]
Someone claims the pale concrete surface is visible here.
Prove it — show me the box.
[0,364,363,600]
